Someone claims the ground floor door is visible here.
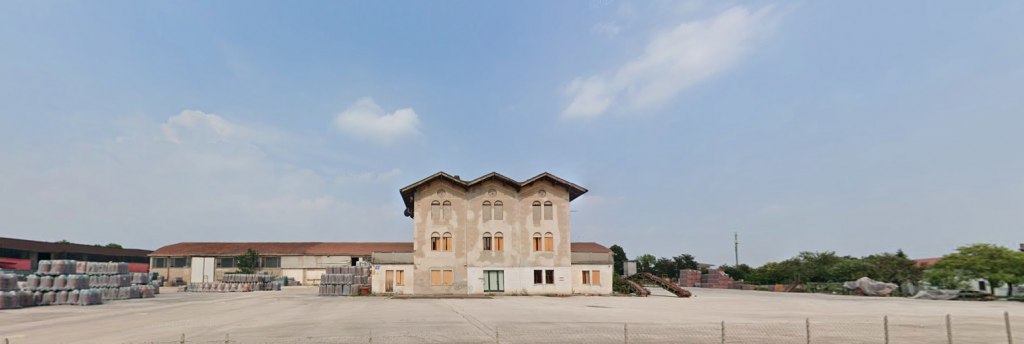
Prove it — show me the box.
[483,270,504,292]
[385,270,395,292]
[190,257,214,283]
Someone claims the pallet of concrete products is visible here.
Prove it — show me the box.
[85,262,129,275]
[0,273,18,291]
[0,290,21,309]
[130,272,150,285]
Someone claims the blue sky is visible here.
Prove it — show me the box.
[1,1,1022,265]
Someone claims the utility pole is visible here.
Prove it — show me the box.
[734,232,739,266]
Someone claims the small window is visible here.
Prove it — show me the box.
[430,232,441,251]
[218,257,236,268]
[494,232,504,252]
[483,232,493,251]
[532,233,542,251]
[582,271,591,285]
[545,270,555,284]
[152,258,166,268]
[442,201,452,220]
[543,201,553,220]
[431,200,441,219]
[532,201,542,221]
[592,270,601,286]
[533,269,543,284]
[396,270,405,286]
[482,201,492,221]
[171,257,188,268]
[261,256,281,268]
[493,201,503,220]
[443,269,454,285]
[442,232,453,251]
[431,270,442,286]
[544,232,554,252]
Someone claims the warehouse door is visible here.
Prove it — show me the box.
[190,257,215,283]
[385,270,395,292]
[483,270,504,292]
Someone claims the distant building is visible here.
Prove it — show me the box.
[0,236,151,272]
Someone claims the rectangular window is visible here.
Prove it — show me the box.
[532,237,542,251]
[396,270,405,286]
[261,256,281,268]
[431,270,441,286]
[431,236,440,251]
[443,236,452,251]
[545,270,554,284]
[582,271,591,285]
[544,203,553,220]
[482,203,492,221]
[592,270,601,286]
[217,257,236,268]
[533,270,543,284]
[494,237,504,252]
[443,269,454,286]
[152,258,166,268]
[544,236,554,252]
[483,236,492,251]
[171,257,188,268]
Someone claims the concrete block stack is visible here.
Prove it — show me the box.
[2,260,156,309]
[186,273,281,293]
[677,269,702,287]
[700,269,735,289]
[318,266,371,296]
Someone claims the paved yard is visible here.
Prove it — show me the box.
[1,287,1022,343]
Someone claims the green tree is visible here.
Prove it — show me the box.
[636,254,656,274]
[653,257,677,278]
[719,264,753,281]
[925,244,1024,296]
[862,250,922,285]
[610,245,628,275]
[236,248,260,274]
[104,243,123,249]
[672,254,699,272]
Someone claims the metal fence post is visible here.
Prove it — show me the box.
[1007,312,1014,344]
[225,333,230,344]
[946,314,953,344]
[495,325,500,344]
[368,328,373,344]
[624,323,629,344]
[805,318,811,344]
[884,315,890,344]
[721,321,726,344]
[180,333,186,344]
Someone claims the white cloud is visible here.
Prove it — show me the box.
[592,22,623,38]
[563,5,780,119]
[334,97,421,145]
[160,110,243,143]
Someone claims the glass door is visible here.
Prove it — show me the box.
[483,270,504,292]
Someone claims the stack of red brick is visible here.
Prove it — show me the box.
[700,269,735,289]
[677,269,702,287]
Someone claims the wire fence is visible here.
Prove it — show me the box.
[3,312,1018,344]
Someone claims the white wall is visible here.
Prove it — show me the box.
[371,264,414,295]
[466,267,573,295]
[571,264,613,295]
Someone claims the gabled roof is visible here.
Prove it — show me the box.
[399,171,588,217]
[570,242,611,253]
[150,242,414,257]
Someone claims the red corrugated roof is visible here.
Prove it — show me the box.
[570,242,611,253]
[0,236,151,257]
[150,242,414,256]
[915,257,941,267]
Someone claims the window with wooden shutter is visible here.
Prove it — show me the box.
[532,233,542,251]
[592,270,601,285]
[431,270,441,286]
[482,201,491,221]
[544,232,554,252]
[442,232,452,251]
[443,269,454,285]
[482,232,492,251]
[396,270,405,286]
[430,232,440,251]
[582,271,590,285]
[494,232,504,252]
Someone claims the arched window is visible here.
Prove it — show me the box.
[532,232,542,251]
[482,232,493,251]
[442,232,453,251]
[431,201,441,219]
[544,232,554,252]
[532,201,542,222]
[482,201,492,221]
[430,232,441,251]
[442,201,452,220]
[493,201,503,220]
[494,232,504,252]
[543,201,553,220]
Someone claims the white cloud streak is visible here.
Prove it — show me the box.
[563,5,780,119]
[334,97,421,145]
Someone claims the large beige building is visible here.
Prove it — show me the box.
[149,171,612,295]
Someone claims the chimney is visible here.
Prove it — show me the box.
[1019,243,1023,252]
[453,175,461,180]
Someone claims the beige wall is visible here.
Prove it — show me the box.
[152,255,362,286]
[371,264,414,295]
[411,178,573,295]
[571,264,613,295]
